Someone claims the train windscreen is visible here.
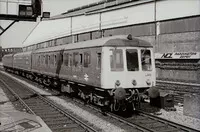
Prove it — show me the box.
[141,49,152,71]
[126,49,139,71]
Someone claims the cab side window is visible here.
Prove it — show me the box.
[97,53,101,69]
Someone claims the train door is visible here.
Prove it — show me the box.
[82,49,91,85]
[94,49,102,87]
[60,51,73,80]
[56,49,64,76]
[82,48,101,87]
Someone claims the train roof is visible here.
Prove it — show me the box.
[33,35,152,53]
[13,51,32,57]
[2,53,14,58]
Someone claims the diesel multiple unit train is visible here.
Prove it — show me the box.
[2,35,157,111]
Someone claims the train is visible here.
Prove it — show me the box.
[2,34,157,112]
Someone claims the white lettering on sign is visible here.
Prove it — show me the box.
[155,52,200,59]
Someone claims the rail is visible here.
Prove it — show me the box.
[156,80,200,87]
[0,79,36,115]
[0,75,99,132]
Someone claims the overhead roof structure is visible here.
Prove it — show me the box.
[50,0,150,19]
[0,0,42,36]
[23,18,72,46]
[23,0,153,47]
[23,0,200,48]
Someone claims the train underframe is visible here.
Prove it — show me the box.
[4,66,149,112]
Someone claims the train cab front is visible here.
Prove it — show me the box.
[101,35,158,112]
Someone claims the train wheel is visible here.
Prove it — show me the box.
[43,78,51,87]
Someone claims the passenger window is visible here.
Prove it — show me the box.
[38,55,40,65]
[64,53,69,66]
[54,55,57,66]
[69,54,72,67]
[51,54,54,65]
[97,53,101,69]
[48,56,50,65]
[41,55,44,65]
[84,52,91,67]
[45,55,48,65]
[73,52,79,67]
[126,49,139,71]
[60,53,63,63]
[44,55,45,64]
[42,55,44,65]
[40,56,42,64]
[79,53,83,66]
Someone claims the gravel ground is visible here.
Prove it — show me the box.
[156,105,200,131]
[1,71,126,132]
[1,71,51,96]
[49,96,125,132]
[142,99,200,131]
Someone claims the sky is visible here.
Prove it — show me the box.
[0,0,101,48]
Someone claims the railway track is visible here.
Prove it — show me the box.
[0,71,150,132]
[125,110,199,132]
[156,80,200,104]
[0,74,99,132]
[0,71,199,132]
[73,98,199,132]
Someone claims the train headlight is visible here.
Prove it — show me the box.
[115,80,121,88]
[132,79,137,86]
[146,79,151,86]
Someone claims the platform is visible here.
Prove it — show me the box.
[0,85,52,132]
[0,86,16,112]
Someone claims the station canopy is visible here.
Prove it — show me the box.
[23,0,148,47]
[23,18,71,47]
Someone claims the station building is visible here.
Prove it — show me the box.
[22,0,200,85]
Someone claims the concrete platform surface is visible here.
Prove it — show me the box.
[0,86,16,112]
[0,83,52,132]
[0,111,52,132]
